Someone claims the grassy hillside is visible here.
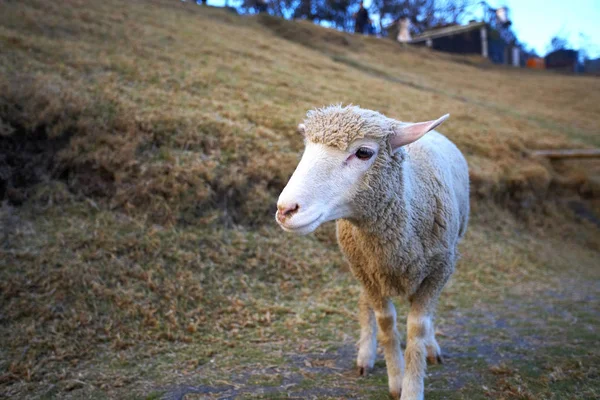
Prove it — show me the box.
[0,0,598,399]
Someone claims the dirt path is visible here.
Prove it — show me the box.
[155,275,599,400]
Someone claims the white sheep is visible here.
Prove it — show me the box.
[276,105,469,400]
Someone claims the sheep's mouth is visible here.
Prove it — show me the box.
[277,214,323,235]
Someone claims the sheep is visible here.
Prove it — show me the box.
[275,105,469,400]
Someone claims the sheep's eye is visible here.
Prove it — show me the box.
[355,147,375,160]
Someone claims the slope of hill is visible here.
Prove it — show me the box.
[0,1,598,399]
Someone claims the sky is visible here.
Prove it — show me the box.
[204,0,600,58]
[488,0,600,58]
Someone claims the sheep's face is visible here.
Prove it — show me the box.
[276,105,449,235]
[276,138,381,235]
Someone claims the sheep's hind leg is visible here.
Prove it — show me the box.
[425,322,443,365]
[372,297,404,399]
[356,290,377,376]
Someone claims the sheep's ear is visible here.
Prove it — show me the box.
[297,123,306,136]
[390,114,449,150]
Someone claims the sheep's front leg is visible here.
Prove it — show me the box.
[373,298,404,399]
[401,310,433,400]
[357,290,377,376]
[402,276,447,400]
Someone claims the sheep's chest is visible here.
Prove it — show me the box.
[336,220,423,297]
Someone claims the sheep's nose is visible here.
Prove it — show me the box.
[277,203,299,222]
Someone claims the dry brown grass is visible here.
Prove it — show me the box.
[1,0,599,222]
[0,0,599,398]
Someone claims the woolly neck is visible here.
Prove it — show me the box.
[343,148,411,240]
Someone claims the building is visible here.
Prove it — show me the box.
[526,57,545,69]
[396,4,524,67]
[408,21,523,66]
[584,58,600,74]
[545,49,579,73]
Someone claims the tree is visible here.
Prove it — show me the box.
[293,0,316,20]
[372,0,474,36]
[240,0,478,36]
[316,0,357,31]
[239,0,267,14]
[437,0,474,25]
[548,35,570,52]
[239,0,295,16]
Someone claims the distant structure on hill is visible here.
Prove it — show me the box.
[401,5,525,67]
[584,58,600,74]
[544,49,579,73]
[526,57,545,69]
[396,17,412,43]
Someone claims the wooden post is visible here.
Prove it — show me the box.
[530,149,600,159]
[512,47,520,67]
[480,26,488,58]
[426,38,432,48]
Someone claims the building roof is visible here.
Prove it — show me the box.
[410,21,486,44]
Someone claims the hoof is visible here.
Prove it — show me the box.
[427,353,444,365]
[358,366,369,376]
[389,391,401,399]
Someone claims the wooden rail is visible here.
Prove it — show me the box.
[530,149,600,159]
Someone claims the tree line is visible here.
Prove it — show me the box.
[239,0,476,35]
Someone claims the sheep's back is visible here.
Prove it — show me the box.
[405,131,470,244]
